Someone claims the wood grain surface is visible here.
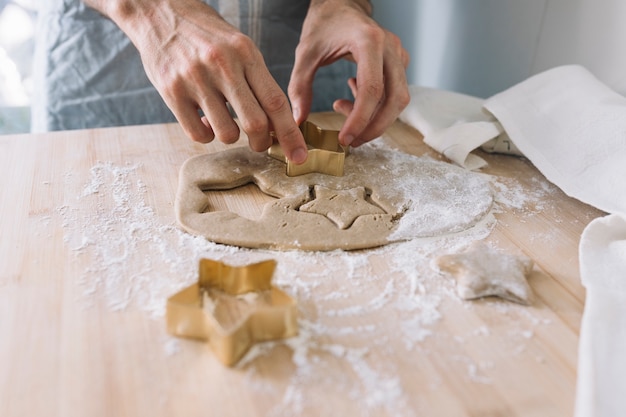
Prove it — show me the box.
[0,113,604,417]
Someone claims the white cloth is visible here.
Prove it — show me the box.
[482,65,626,417]
[398,85,520,170]
[576,214,626,417]
[484,65,626,215]
[401,65,626,416]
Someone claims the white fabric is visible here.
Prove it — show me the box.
[482,65,626,417]
[401,65,626,416]
[398,86,520,170]
[576,214,626,417]
[484,65,626,215]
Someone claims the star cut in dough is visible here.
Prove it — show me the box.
[435,242,534,305]
[298,185,386,229]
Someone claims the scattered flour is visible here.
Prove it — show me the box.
[55,160,557,416]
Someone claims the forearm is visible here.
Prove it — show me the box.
[81,0,225,56]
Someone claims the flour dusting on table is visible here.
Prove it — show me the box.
[56,160,557,417]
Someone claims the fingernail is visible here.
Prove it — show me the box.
[292,107,301,123]
[291,147,308,164]
[343,134,355,146]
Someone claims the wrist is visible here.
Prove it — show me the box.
[310,0,372,16]
[83,0,176,47]
[104,0,164,36]
[99,0,157,22]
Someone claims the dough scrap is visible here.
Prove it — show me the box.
[435,242,534,305]
[175,143,493,251]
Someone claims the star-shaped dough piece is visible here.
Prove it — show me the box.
[298,185,386,229]
[435,243,534,305]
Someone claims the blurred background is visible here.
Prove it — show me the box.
[2,0,621,134]
[0,0,36,134]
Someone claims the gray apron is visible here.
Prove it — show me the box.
[32,0,354,132]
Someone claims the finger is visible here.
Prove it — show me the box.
[248,67,308,164]
[169,98,216,143]
[332,98,354,119]
[287,46,317,126]
[347,77,358,99]
[339,44,385,146]
[198,92,241,145]
[223,79,275,152]
[353,49,410,144]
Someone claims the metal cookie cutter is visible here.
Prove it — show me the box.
[268,120,349,177]
[166,259,298,366]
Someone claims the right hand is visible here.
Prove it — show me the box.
[101,0,308,163]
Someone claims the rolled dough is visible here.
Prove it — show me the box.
[175,143,493,251]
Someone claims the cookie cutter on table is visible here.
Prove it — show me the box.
[268,120,349,177]
[166,259,298,366]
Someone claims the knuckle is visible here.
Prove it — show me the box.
[262,91,289,114]
[387,32,410,67]
[241,115,268,137]
[396,89,411,109]
[229,32,256,54]
[360,23,385,44]
[154,68,184,99]
[226,32,260,67]
[387,31,403,48]
[201,44,228,71]
[174,58,210,89]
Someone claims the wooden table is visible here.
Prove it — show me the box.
[0,113,604,417]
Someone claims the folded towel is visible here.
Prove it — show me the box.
[484,65,626,215]
[398,86,521,170]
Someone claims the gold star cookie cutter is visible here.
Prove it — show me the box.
[268,120,349,177]
[166,259,298,366]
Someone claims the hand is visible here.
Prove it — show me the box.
[288,0,410,147]
[86,0,308,163]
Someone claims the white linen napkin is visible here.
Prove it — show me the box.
[398,85,521,170]
[484,65,626,215]
[483,65,626,417]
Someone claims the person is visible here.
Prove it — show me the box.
[32,0,410,164]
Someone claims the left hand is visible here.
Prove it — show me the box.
[288,0,410,147]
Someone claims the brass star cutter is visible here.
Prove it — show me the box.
[166,259,298,366]
[268,120,349,176]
